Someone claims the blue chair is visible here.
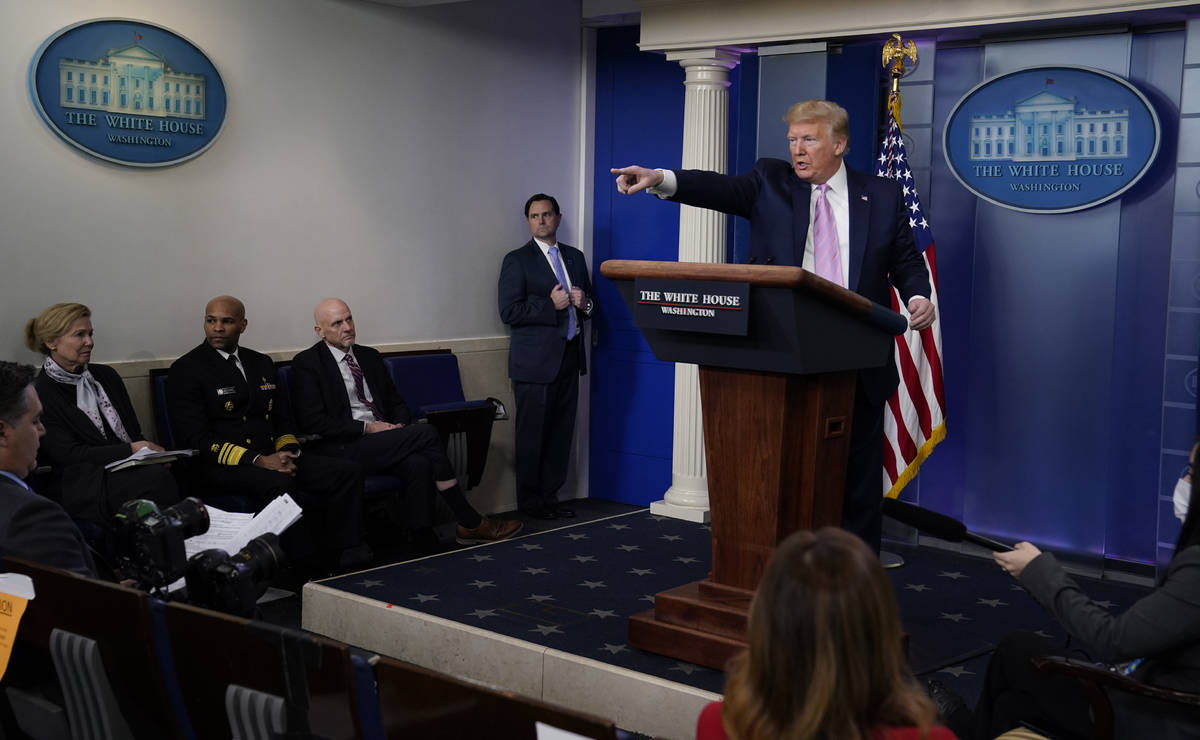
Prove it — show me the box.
[382,352,499,490]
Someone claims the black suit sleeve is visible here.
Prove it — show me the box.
[1,492,96,577]
[290,348,367,442]
[671,166,764,219]
[499,250,558,328]
[1020,550,1200,664]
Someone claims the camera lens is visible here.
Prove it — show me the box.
[162,497,210,539]
[233,533,284,581]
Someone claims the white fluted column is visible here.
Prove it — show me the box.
[651,48,739,523]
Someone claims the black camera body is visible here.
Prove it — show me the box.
[113,497,209,589]
[184,534,284,618]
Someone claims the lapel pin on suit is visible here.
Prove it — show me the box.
[861,194,869,201]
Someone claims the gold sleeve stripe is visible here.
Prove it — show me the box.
[218,442,249,466]
[275,434,299,451]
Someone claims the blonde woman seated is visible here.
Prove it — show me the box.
[25,302,179,526]
[698,527,955,740]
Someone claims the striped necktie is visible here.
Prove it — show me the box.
[344,353,383,421]
[812,183,844,287]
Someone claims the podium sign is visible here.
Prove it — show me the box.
[633,278,750,335]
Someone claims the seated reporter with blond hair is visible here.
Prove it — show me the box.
[25,302,179,526]
[698,528,955,740]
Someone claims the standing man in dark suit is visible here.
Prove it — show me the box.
[290,298,521,546]
[499,194,595,520]
[0,361,96,576]
[612,100,936,551]
[167,296,369,572]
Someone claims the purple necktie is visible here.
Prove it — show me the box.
[547,246,577,340]
[812,183,844,286]
[344,353,383,421]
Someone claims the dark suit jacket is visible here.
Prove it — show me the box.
[35,364,144,517]
[35,364,141,469]
[0,475,96,577]
[672,159,931,405]
[167,342,300,467]
[499,239,595,383]
[290,341,412,443]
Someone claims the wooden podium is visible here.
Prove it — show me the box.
[600,260,907,670]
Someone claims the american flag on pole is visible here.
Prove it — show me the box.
[876,94,946,499]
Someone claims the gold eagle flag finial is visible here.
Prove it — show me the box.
[882,33,918,91]
[882,33,918,130]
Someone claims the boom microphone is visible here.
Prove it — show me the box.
[881,498,1013,552]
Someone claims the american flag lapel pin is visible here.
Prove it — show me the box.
[860,195,869,201]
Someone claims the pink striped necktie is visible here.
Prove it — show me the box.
[812,183,843,286]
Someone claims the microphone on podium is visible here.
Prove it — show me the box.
[881,498,1013,552]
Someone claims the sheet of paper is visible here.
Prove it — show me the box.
[535,722,592,740]
[235,493,303,552]
[184,506,254,559]
[0,574,34,682]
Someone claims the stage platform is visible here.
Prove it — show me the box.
[302,507,1154,739]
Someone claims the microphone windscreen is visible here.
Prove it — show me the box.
[881,498,968,542]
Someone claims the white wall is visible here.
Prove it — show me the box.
[1,0,584,362]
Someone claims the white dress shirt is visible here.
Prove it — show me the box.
[534,237,573,292]
[215,348,246,380]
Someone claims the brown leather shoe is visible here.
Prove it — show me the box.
[455,517,524,545]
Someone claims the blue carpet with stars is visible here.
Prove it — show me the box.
[319,508,1152,705]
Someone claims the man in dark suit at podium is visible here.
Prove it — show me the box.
[0,361,96,576]
[499,194,595,520]
[611,100,935,551]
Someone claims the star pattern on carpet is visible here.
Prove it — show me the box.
[905,583,930,592]
[600,643,628,654]
[563,533,588,540]
[570,555,597,563]
[468,608,497,619]
[578,580,607,589]
[640,594,655,603]
[938,665,975,677]
[939,612,970,623]
[412,594,438,603]
[468,554,493,562]
[468,580,495,589]
[660,534,682,542]
[976,598,1007,607]
[358,579,383,588]
[608,524,631,531]
[1011,584,1026,591]
[674,556,698,564]
[531,625,562,636]
[628,568,654,576]
[617,544,641,552]
[521,567,549,575]
[589,609,617,619]
[670,663,700,675]
[939,571,968,580]
[649,515,669,522]
[528,594,555,603]
[518,544,543,551]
